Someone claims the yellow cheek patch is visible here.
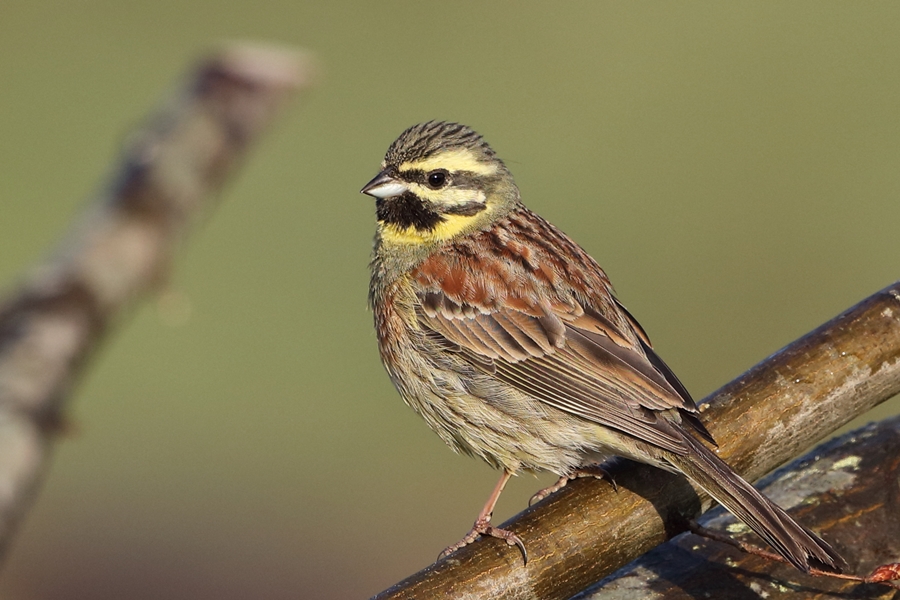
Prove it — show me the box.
[399,148,498,177]
[379,213,477,245]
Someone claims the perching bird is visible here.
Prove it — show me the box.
[362,121,845,573]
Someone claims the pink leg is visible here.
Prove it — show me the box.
[439,470,527,564]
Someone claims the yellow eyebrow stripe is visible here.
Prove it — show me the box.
[399,148,498,176]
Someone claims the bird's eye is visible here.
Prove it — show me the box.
[426,170,449,189]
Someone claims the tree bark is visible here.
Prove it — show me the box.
[374,283,900,600]
[0,43,310,559]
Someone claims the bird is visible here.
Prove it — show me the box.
[361,120,845,573]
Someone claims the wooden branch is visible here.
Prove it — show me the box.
[582,415,900,598]
[374,282,900,600]
[0,43,311,557]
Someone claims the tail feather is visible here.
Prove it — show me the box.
[669,434,846,573]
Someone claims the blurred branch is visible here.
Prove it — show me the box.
[374,282,900,600]
[581,416,900,599]
[0,43,312,558]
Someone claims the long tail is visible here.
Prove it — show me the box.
[668,433,846,573]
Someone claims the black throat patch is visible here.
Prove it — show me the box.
[376,192,445,232]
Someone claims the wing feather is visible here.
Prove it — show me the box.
[414,288,703,455]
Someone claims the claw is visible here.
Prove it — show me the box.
[506,529,528,565]
[438,517,528,565]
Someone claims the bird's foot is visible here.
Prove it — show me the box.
[529,464,617,506]
[438,515,528,564]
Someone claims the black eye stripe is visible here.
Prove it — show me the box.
[398,169,485,188]
[397,169,437,186]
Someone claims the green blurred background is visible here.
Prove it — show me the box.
[1,2,899,598]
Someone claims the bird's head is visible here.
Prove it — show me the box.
[361,121,519,246]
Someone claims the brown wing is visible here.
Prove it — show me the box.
[411,211,713,455]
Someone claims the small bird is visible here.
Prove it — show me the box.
[361,121,845,573]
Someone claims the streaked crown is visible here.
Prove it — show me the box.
[383,121,500,168]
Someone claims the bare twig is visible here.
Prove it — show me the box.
[0,43,311,558]
[687,522,823,574]
[374,282,900,600]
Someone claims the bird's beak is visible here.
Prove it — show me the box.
[360,171,408,199]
